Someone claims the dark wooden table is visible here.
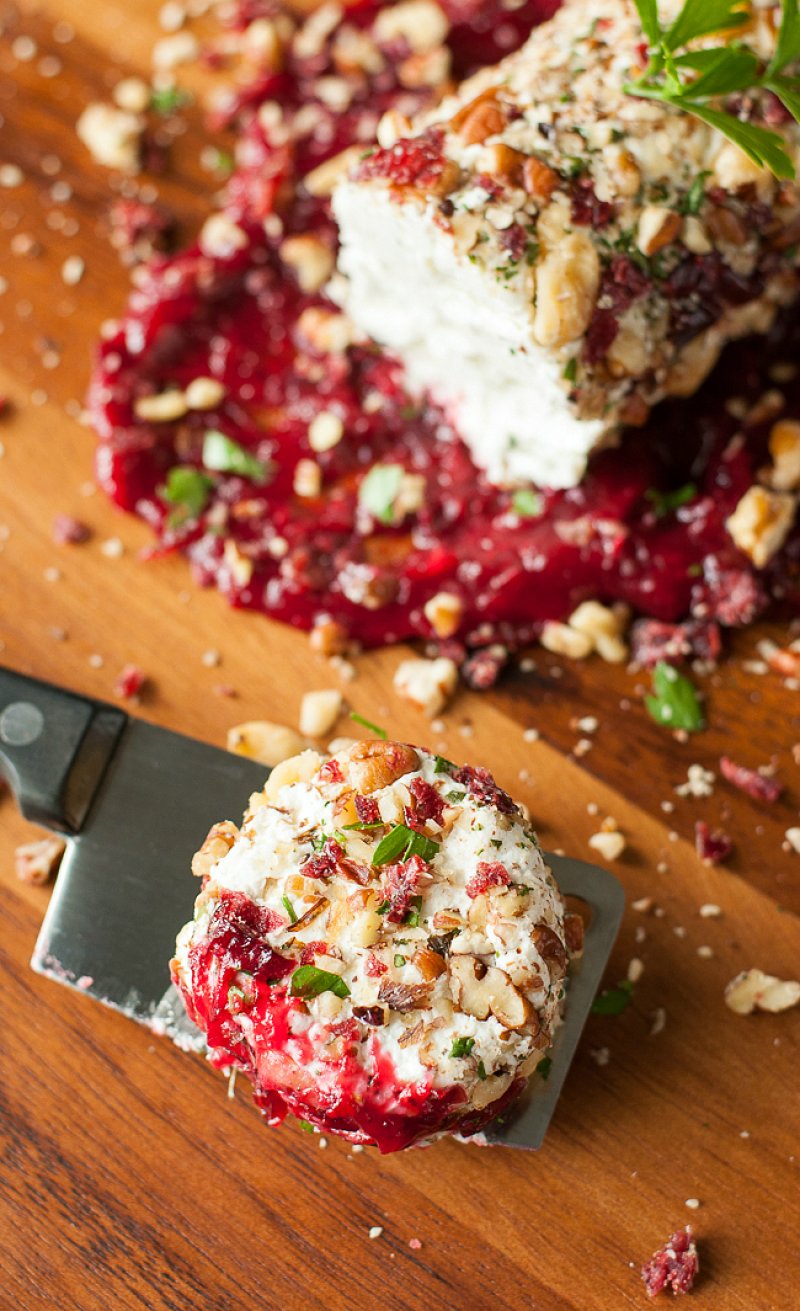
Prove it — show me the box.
[1,3,799,1306]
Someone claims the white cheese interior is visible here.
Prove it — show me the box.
[333,182,606,489]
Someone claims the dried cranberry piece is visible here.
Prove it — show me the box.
[461,645,508,690]
[641,1226,699,1298]
[355,794,380,824]
[697,565,766,627]
[719,757,782,804]
[630,619,722,668]
[382,854,430,923]
[299,940,329,965]
[499,223,527,262]
[115,664,146,699]
[355,129,447,189]
[407,777,444,825]
[607,254,650,306]
[452,764,518,815]
[319,758,344,784]
[364,953,388,978]
[108,197,175,264]
[570,178,613,228]
[583,306,619,365]
[301,838,344,880]
[474,171,504,199]
[695,820,733,866]
[466,861,510,898]
[52,514,91,545]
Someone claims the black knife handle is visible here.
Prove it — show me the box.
[0,666,127,834]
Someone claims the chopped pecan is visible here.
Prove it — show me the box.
[377,980,433,1012]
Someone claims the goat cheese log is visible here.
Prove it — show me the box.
[171,740,582,1152]
[333,0,800,489]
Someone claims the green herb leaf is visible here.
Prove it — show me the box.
[350,711,388,739]
[679,100,795,179]
[282,894,298,924]
[769,0,800,76]
[626,0,799,180]
[591,978,634,1016]
[679,170,710,214]
[537,1055,553,1080]
[645,662,705,732]
[404,894,423,928]
[343,820,385,832]
[444,790,466,804]
[161,466,213,519]
[289,965,351,999]
[562,356,578,384]
[477,1059,487,1080]
[511,488,544,519]
[150,85,192,115]
[433,755,455,773]
[632,0,661,48]
[645,482,697,517]
[202,430,270,483]
[664,0,749,53]
[358,462,405,524]
[376,899,390,914]
[298,1119,316,1133]
[394,954,406,968]
[372,824,441,866]
[450,1036,475,1059]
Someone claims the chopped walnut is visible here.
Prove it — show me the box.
[394,656,458,716]
[725,968,800,1015]
[15,836,66,885]
[725,485,796,569]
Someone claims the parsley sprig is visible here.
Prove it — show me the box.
[626,0,800,179]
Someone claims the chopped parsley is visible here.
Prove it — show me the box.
[477,1059,487,1080]
[394,954,406,968]
[434,755,455,773]
[444,790,466,804]
[645,661,705,733]
[404,895,423,928]
[679,171,710,215]
[202,430,270,483]
[645,482,697,518]
[591,978,634,1016]
[350,711,388,739]
[358,462,405,524]
[450,1036,476,1059]
[537,1056,553,1080]
[161,466,213,520]
[563,357,578,384]
[289,965,350,1000]
[150,85,192,116]
[372,824,441,867]
[511,488,544,519]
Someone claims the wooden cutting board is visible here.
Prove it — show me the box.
[1,3,799,1307]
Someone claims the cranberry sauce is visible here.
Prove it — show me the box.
[89,0,800,653]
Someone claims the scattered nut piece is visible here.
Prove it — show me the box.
[308,411,344,453]
[725,485,796,569]
[199,213,248,258]
[423,591,463,639]
[568,600,629,663]
[588,830,626,861]
[725,968,800,1015]
[394,656,458,716]
[374,0,448,52]
[540,621,592,660]
[134,390,188,422]
[299,689,344,738]
[227,720,307,767]
[263,750,324,801]
[768,419,800,492]
[185,377,226,410]
[15,836,66,885]
[637,205,682,256]
[191,820,239,879]
[77,103,143,172]
[280,234,335,293]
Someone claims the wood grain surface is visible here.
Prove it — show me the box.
[1,3,799,1308]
